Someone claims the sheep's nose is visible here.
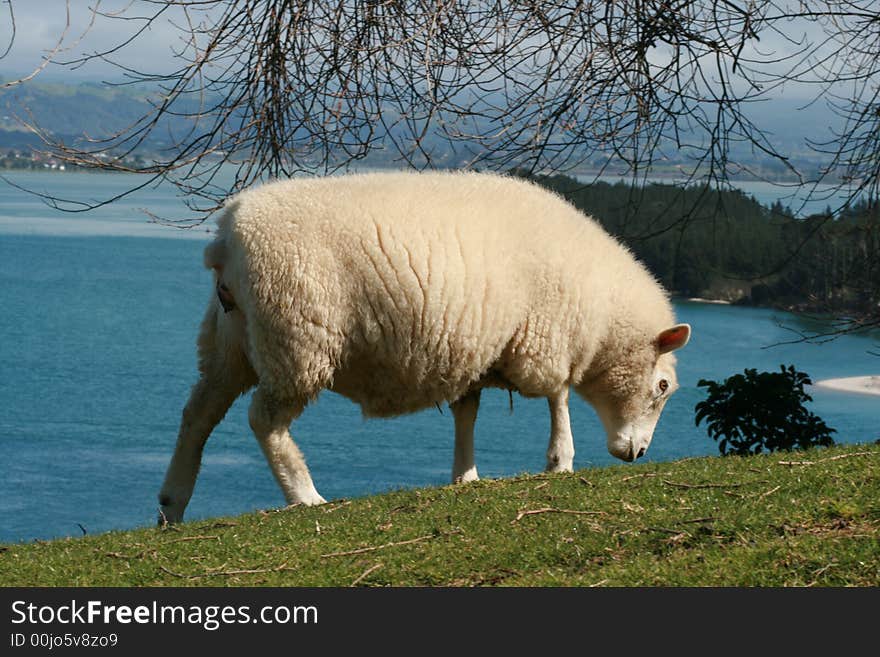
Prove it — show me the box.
[636,447,647,459]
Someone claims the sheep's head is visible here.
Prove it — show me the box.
[577,324,691,462]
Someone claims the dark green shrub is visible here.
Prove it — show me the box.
[695,365,836,456]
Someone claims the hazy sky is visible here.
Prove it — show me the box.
[2,0,830,94]
[1,0,192,80]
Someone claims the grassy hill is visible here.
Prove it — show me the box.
[1,443,877,587]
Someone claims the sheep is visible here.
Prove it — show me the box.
[158,171,691,523]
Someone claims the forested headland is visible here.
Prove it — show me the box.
[518,171,879,318]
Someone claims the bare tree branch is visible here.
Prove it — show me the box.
[14,1,868,216]
[1,0,75,88]
[2,2,879,325]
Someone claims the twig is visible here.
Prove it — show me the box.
[107,535,220,559]
[157,509,181,531]
[107,535,219,558]
[579,477,594,487]
[511,507,607,524]
[755,485,782,501]
[807,563,835,587]
[680,516,717,524]
[533,481,549,490]
[162,535,220,545]
[445,567,519,587]
[647,526,690,536]
[351,563,383,587]
[663,479,748,489]
[158,565,190,578]
[589,579,609,587]
[778,451,875,466]
[158,562,292,579]
[105,550,149,560]
[621,472,658,482]
[321,534,438,558]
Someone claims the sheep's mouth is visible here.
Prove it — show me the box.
[607,439,635,462]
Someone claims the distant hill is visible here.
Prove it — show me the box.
[518,170,878,316]
[0,80,197,153]
[0,79,843,177]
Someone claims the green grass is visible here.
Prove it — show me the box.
[2,443,878,587]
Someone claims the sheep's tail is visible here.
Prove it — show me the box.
[204,236,226,273]
[203,235,238,312]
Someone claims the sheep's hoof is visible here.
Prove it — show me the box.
[157,508,180,527]
[288,490,327,507]
[453,467,479,484]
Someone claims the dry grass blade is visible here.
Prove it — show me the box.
[755,485,782,501]
[162,535,220,545]
[663,479,747,489]
[807,563,836,587]
[647,526,690,535]
[680,517,717,524]
[104,550,149,560]
[778,451,876,466]
[158,562,293,579]
[321,534,437,558]
[511,507,607,524]
[322,500,353,513]
[621,472,659,482]
[105,534,219,558]
[350,563,383,587]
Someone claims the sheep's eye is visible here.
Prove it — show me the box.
[658,379,669,393]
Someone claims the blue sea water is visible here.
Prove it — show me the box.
[1,172,878,543]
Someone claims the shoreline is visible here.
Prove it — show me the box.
[814,376,880,397]
[683,297,732,305]
[674,294,873,320]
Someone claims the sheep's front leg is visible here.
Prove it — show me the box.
[248,387,326,506]
[546,388,575,473]
[450,390,480,483]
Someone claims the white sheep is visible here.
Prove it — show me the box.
[158,171,691,522]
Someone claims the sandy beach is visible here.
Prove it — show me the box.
[814,376,880,397]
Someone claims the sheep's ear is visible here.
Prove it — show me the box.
[656,324,691,354]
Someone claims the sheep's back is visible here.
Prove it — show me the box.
[212,172,648,414]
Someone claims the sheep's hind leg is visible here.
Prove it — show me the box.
[450,390,480,483]
[249,387,326,506]
[546,389,575,473]
[159,305,256,524]
[159,372,249,524]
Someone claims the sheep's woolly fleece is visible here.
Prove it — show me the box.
[205,170,677,416]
